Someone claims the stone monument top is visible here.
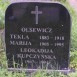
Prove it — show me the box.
[10,0,54,3]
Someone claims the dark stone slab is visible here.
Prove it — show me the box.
[5,2,71,71]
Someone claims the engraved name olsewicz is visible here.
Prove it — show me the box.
[21,27,52,33]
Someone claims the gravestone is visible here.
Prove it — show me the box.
[5,2,71,71]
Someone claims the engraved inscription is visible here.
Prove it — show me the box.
[10,34,29,39]
[20,48,53,53]
[10,41,32,45]
[21,27,52,33]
